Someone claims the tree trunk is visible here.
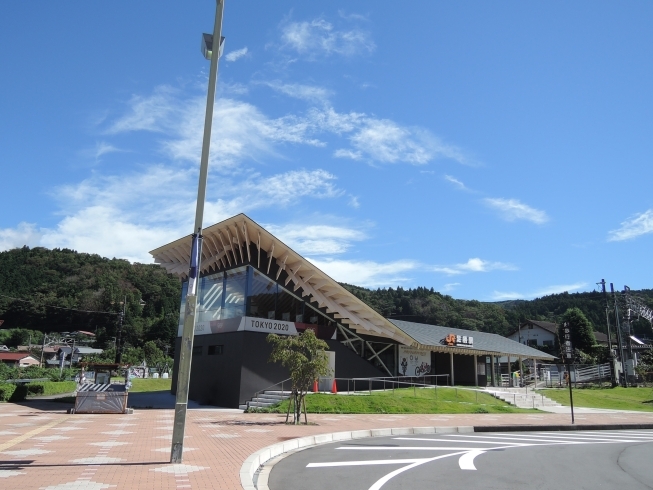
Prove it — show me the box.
[294,391,300,425]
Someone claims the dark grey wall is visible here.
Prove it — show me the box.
[171,332,245,407]
[327,339,386,391]
[239,332,290,405]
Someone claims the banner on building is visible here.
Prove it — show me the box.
[398,346,431,377]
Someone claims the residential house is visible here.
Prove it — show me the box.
[0,352,40,367]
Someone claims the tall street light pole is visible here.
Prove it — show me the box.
[170,0,225,464]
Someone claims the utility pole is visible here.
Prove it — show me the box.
[115,296,126,364]
[599,280,617,387]
[170,0,225,465]
[611,283,626,387]
[39,333,47,368]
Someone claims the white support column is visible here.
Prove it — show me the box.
[519,357,523,386]
[490,355,496,387]
[450,352,455,386]
[533,358,537,388]
[474,354,478,387]
[507,355,511,386]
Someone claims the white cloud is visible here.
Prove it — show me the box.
[106,85,470,169]
[607,209,653,241]
[335,118,470,166]
[225,47,248,62]
[266,223,366,255]
[0,222,42,251]
[34,166,343,263]
[483,198,549,224]
[443,175,469,191]
[433,258,517,276]
[442,283,460,292]
[490,282,587,301]
[280,19,375,58]
[348,196,360,208]
[306,258,419,288]
[107,88,326,171]
[79,141,122,161]
[261,81,333,103]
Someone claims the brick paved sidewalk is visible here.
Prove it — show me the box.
[2,401,653,490]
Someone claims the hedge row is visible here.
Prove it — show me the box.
[26,381,77,397]
[0,381,77,402]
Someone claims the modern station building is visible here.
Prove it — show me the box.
[150,214,554,408]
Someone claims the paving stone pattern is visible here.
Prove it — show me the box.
[1,401,653,489]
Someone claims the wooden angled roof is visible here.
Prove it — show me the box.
[150,214,414,345]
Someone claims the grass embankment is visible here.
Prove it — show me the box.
[0,381,77,402]
[272,387,533,414]
[538,387,653,412]
[129,378,172,393]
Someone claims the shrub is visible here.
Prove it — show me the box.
[0,383,17,402]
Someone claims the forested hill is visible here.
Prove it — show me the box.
[340,284,653,338]
[1,247,652,351]
[0,246,181,350]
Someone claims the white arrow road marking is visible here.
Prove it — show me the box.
[367,452,467,490]
[458,450,486,470]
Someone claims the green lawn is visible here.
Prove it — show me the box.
[537,387,653,412]
[128,378,172,393]
[270,387,534,414]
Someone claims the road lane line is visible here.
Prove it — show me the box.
[393,437,527,446]
[0,416,67,452]
[437,434,587,443]
[338,446,502,451]
[308,458,431,467]
[459,450,486,470]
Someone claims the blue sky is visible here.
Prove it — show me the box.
[1,1,652,300]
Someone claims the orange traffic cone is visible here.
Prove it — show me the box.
[313,379,319,393]
[331,379,338,394]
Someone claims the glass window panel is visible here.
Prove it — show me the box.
[198,272,224,322]
[223,266,247,319]
[247,269,277,319]
[276,286,304,322]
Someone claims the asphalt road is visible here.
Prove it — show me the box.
[268,429,653,490]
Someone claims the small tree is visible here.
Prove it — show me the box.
[267,330,330,424]
[559,307,597,357]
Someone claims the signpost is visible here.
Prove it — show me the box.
[562,322,575,424]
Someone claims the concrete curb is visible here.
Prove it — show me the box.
[240,423,653,489]
[474,423,653,432]
[239,425,474,490]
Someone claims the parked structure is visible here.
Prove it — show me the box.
[151,214,554,408]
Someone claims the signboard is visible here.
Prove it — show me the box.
[440,333,474,348]
[179,316,299,337]
[561,323,573,361]
[398,346,431,377]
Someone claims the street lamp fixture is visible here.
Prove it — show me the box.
[201,33,225,61]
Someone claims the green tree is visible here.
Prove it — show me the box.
[267,330,330,424]
[143,340,164,366]
[560,307,597,354]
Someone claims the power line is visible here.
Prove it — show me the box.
[0,293,119,316]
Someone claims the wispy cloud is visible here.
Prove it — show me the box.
[483,198,549,224]
[442,283,460,292]
[334,118,471,166]
[225,47,248,62]
[260,80,333,103]
[280,18,375,58]
[444,174,470,191]
[607,209,653,242]
[266,222,366,255]
[306,258,419,288]
[433,258,517,276]
[490,282,587,301]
